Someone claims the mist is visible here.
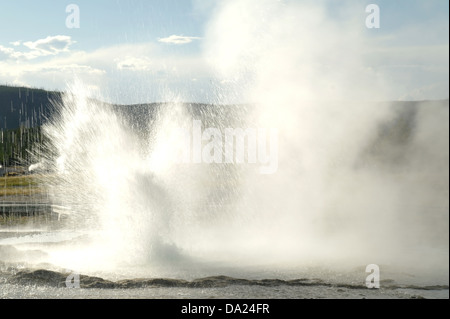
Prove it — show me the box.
[4,0,446,284]
[185,0,449,275]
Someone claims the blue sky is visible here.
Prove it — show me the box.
[0,0,207,55]
[0,0,448,104]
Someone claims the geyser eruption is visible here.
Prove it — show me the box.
[42,82,252,270]
[42,83,184,267]
[37,0,447,281]
[201,0,448,271]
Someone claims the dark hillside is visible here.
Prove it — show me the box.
[0,85,62,129]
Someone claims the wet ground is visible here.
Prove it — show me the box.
[0,209,448,299]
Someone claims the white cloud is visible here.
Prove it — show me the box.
[0,41,215,103]
[23,35,75,56]
[40,63,105,75]
[0,59,105,80]
[0,45,14,59]
[158,35,201,44]
[116,56,152,71]
[0,35,76,61]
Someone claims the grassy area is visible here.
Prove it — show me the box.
[0,175,47,197]
[0,187,45,196]
[0,175,40,187]
[0,213,59,226]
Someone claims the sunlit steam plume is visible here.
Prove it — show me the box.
[38,0,447,280]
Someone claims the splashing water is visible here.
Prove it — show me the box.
[40,82,249,271]
[29,0,447,281]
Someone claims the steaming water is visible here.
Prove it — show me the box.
[0,86,447,298]
[1,0,448,298]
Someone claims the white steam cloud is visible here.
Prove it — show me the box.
[32,0,447,283]
[193,0,449,277]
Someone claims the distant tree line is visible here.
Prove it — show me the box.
[0,126,48,166]
[0,85,60,130]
